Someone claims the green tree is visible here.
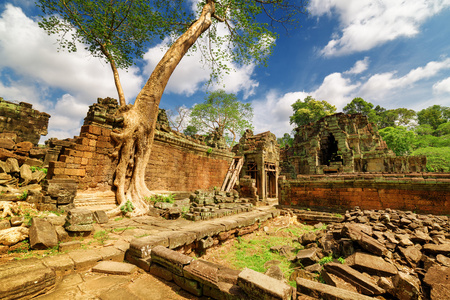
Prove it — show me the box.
[343,97,374,116]
[38,0,306,215]
[277,133,294,148]
[379,126,415,156]
[412,147,450,172]
[290,96,336,127]
[189,90,253,145]
[417,105,450,130]
[183,125,198,137]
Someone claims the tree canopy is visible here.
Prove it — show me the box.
[290,96,336,127]
[417,105,450,130]
[189,90,253,145]
[343,97,374,116]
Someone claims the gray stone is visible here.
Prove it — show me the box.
[29,218,58,250]
[65,208,94,232]
[300,232,317,245]
[55,226,69,242]
[264,265,285,281]
[297,278,375,300]
[92,261,137,275]
[238,267,292,300]
[183,259,219,288]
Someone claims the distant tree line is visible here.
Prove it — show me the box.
[282,96,450,172]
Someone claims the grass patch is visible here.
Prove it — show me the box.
[113,226,137,232]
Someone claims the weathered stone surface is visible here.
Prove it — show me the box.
[29,217,58,250]
[129,232,169,258]
[150,263,173,281]
[59,241,81,252]
[92,261,137,275]
[173,273,203,297]
[323,262,385,295]
[393,271,422,300]
[341,224,387,256]
[346,252,398,276]
[55,226,69,242]
[437,254,450,267]
[423,243,450,255]
[423,265,450,298]
[19,164,32,185]
[296,248,319,266]
[99,246,124,262]
[93,210,109,224]
[320,270,359,293]
[42,253,74,275]
[151,245,193,276]
[265,265,285,281]
[68,249,103,271]
[43,178,78,206]
[64,208,94,232]
[183,259,219,288]
[0,219,11,230]
[0,226,28,246]
[238,267,292,300]
[0,259,55,299]
[399,246,422,267]
[297,277,375,300]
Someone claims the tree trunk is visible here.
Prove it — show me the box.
[110,1,215,216]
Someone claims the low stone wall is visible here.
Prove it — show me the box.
[47,123,234,192]
[279,173,450,215]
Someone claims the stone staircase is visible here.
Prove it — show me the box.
[73,190,117,211]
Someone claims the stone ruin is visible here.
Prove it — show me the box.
[233,130,280,202]
[281,113,426,176]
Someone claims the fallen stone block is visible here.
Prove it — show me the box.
[64,208,94,232]
[92,261,137,275]
[423,243,450,255]
[296,248,319,267]
[93,210,109,224]
[237,267,292,300]
[151,245,193,276]
[173,273,203,297]
[392,271,422,300]
[0,259,56,299]
[68,249,103,271]
[29,218,58,250]
[42,253,74,276]
[296,277,377,300]
[423,265,450,299]
[323,262,385,296]
[346,252,398,276]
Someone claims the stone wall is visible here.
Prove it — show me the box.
[279,173,450,215]
[47,98,234,192]
[282,113,426,175]
[0,98,50,145]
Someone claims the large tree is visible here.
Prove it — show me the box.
[417,105,450,130]
[290,96,336,127]
[189,90,253,145]
[37,0,306,215]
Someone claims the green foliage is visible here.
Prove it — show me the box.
[290,96,336,127]
[379,126,415,155]
[120,200,135,214]
[319,255,333,265]
[411,147,450,172]
[17,191,28,201]
[337,257,346,264]
[146,194,175,204]
[30,166,48,174]
[189,90,254,145]
[417,105,450,130]
[183,125,198,137]
[415,124,434,136]
[93,230,109,245]
[277,133,294,148]
[343,97,374,116]
[207,148,213,154]
[36,0,189,70]
[435,122,450,136]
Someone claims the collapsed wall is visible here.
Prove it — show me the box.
[47,98,233,192]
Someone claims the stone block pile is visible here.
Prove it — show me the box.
[281,207,450,299]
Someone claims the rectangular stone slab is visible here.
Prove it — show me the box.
[297,278,376,300]
[151,245,193,276]
[323,262,385,296]
[92,261,137,275]
[237,267,292,300]
[346,252,398,277]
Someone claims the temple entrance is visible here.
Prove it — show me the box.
[265,162,277,198]
[319,133,342,166]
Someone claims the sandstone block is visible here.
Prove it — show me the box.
[92,261,137,275]
[29,218,58,250]
[238,267,292,300]
[65,208,93,232]
[297,277,375,300]
[346,252,398,277]
[393,271,422,300]
[151,245,193,276]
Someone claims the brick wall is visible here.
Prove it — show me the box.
[48,124,234,192]
[279,173,450,215]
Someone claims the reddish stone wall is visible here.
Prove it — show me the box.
[48,124,234,192]
[279,173,450,215]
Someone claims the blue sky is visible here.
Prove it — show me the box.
[1,0,450,141]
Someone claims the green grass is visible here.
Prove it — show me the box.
[113,226,137,232]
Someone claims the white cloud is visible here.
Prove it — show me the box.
[344,57,370,74]
[0,4,144,140]
[360,57,450,100]
[309,0,450,56]
[433,77,450,94]
[314,73,360,109]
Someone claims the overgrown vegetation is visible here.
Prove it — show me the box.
[145,194,175,204]
[119,200,135,214]
[30,166,48,174]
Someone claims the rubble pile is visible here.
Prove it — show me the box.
[284,207,450,299]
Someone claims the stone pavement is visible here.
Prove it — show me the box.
[0,206,279,299]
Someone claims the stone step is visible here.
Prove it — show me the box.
[73,190,117,211]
